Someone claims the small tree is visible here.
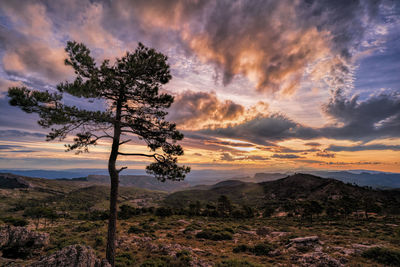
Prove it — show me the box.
[217,195,232,217]
[8,41,190,266]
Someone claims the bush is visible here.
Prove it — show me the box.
[1,216,28,227]
[233,242,273,256]
[216,259,261,267]
[94,236,104,247]
[119,204,141,219]
[233,244,249,253]
[173,250,192,266]
[362,247,400,266]
[196,228,233,241]
[155,207,173,217]
[74,222,98,232]
[128,226,145,234]
[116,252,136,267]
[140,257,169,267]
[251,243,273,256]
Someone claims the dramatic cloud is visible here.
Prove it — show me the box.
[203,89,400,145]
[321,89,400,141]
[0,0,398,171]
[168,91,244,130]
[202,113,317,145]
[109,0,385,93]
[0,2,72,84]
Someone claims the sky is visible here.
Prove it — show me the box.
[0,0,399,173]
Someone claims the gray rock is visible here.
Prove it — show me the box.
[29,244,110,267]
[0,226,49,258]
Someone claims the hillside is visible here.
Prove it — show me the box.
[86,175,190,192]
[165,173,400,210]
[0,173,166,216]
[254,171,400,188]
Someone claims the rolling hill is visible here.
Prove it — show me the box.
[164,173,400,210]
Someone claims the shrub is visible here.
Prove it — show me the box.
[119,204,141,219]
[1,216,28,227]
[233,243,273,256]
[128,226,145,234]
[251,243,273,256]
[116,252,136,267]
[233,244,249,253]
[140,257,170,267]
[216,259,261,267]
[94,236,104,247]
[155,207,173,217]
[196,228,233,241]
[173,250,192,266]
[362,247,400,266]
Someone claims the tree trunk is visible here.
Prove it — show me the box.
[106,164,119,266]
[106,99,122,267]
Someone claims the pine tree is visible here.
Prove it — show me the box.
[8,41,190,266]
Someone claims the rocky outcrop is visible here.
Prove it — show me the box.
[287,236,321,252]
[0,226,49,258]
[292,252,346,267]
[29,244,110,267]
[0,173,31,189]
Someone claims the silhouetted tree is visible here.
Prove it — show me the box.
[217,195,232,216]
[362,197,381,219]
[8,41,190,266]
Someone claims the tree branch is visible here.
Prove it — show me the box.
[119,139,131,145]
[118,152,155,157]
[117,166,128,173]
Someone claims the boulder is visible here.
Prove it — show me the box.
[29,244,110,267]
[0,226,49,258]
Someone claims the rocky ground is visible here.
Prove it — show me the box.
[1,215,399,266]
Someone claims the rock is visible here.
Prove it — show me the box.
[256,226,272,236]
[331,246,355,256]
[177,219,190,225]
[0,226,49,258]
[29,244,110,267]
[351,243,378,254]
[238,230,257,235]
[0,173,31,189]
[287,236,320,252]
[292,252,345,267]
[290,236,319,244]
[270,231,289,238]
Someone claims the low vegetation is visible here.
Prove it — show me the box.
[0,173,399,266]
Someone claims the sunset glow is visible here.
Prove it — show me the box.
[0,0,399,173]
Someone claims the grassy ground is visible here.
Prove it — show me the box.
[0,180,399,266]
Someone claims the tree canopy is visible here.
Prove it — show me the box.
[8,41,190,180]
